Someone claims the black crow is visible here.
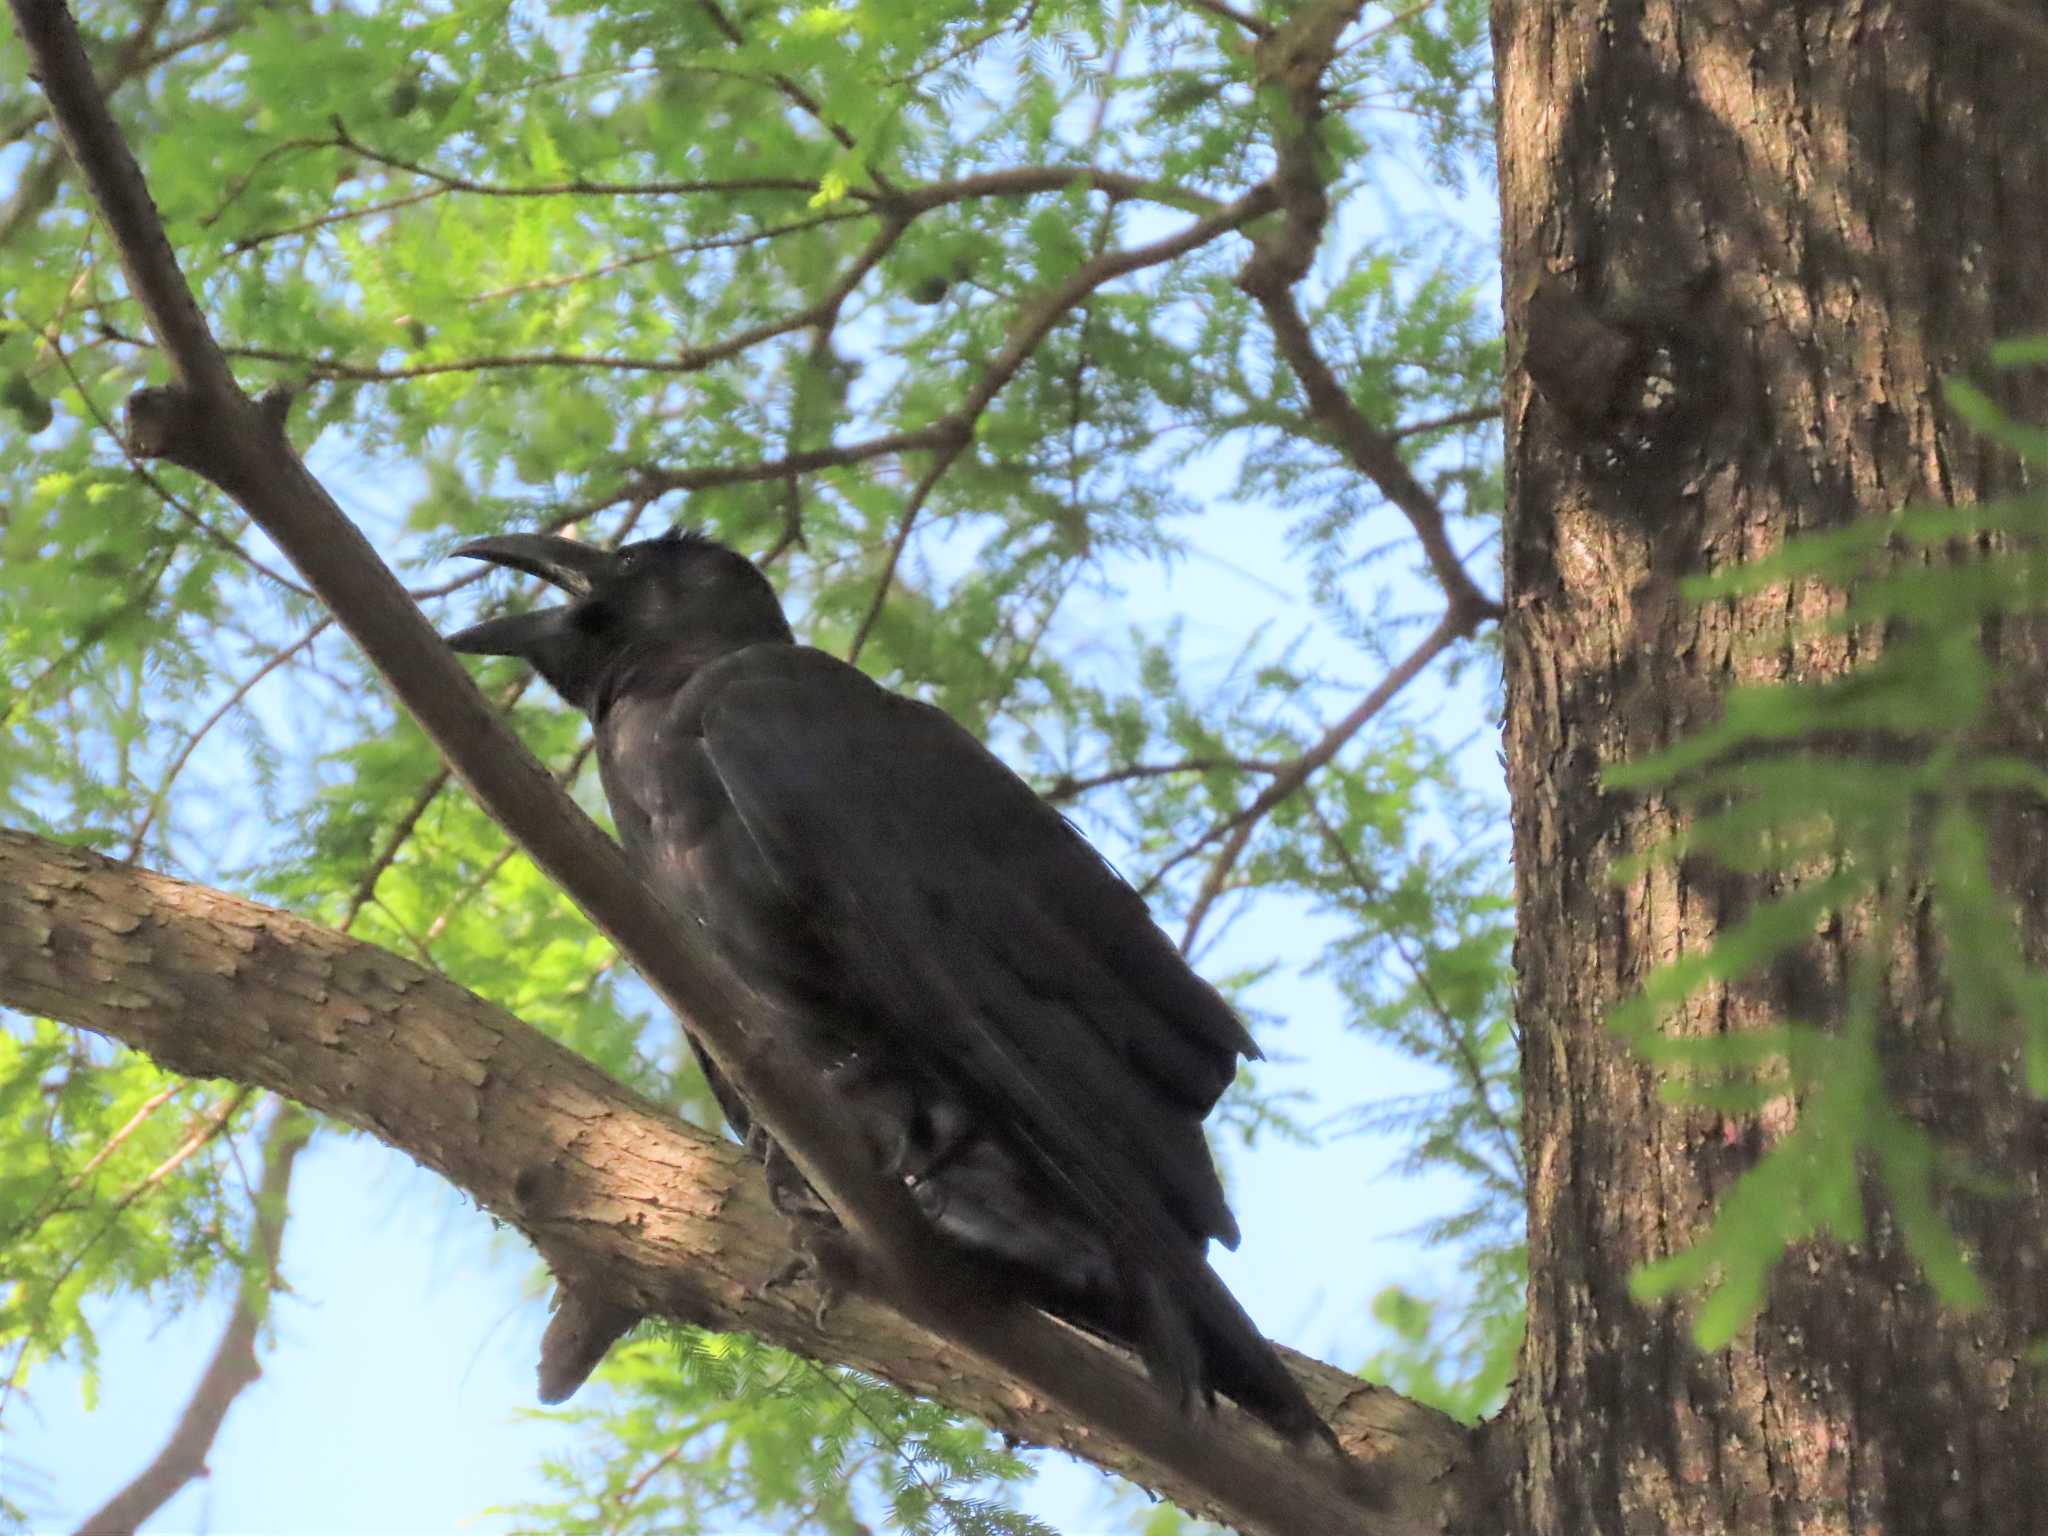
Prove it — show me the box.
[444,528,1331,1444]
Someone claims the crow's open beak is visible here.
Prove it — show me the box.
[449,533,613,596]
[443,534,613,656]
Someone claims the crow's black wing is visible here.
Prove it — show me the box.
[682,646,1325,1437]
[693,645,1248,1246]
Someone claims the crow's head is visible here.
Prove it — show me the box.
[444,529,793,709]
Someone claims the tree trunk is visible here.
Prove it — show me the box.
[1495,2,2048,1532]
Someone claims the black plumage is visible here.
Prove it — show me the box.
[444,529,1329,1443]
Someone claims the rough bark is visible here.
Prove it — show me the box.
[0,827,1480,1536]
[1495,2,2048,1533]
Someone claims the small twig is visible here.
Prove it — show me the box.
[1,1082,177,1248]
[336,120,821,204]
[48,336,310,598]
[125,619,332,862]
[881,10,1026,87]
[1301,795,1522,1184]
[1149,607,1473,921]
[0,1087,254,1423]
[1342,0,1438,54]
[845,180,1280,660]
[1043,756,1289,803]
[420,738,598,950]
[624,420,965,504]
[1249,288,1500,623]
[696,0,889,189]
[72,1104,311,1536]
[96,323,792,381]
[1389,401,1501,440]
[458,211,861,305]
[1185,0,1272,37]
[224,182,450,252]
[844,436,969,665]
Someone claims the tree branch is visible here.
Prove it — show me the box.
[1041,755,1291,803]
[2,5,1435,1530]
[0,828,1480,1536]
[1147,607,1477,934]
[844,179,1280,660]
[1233,0,1502,624]
[73,1104,311,1536]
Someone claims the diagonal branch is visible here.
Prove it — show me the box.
[1232,0,1502,624]
[72,1104,311,1536]
[844,179,1281,660]
[0,827,1478,1536]
[1250,287,1501,622]
[1147,607,1478,947]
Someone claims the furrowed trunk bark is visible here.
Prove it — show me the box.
[1494,2,2048,1531]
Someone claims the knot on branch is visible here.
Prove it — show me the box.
[537,1278,642,1404]
[1519,270,1726,480]
[127,383,293,482]
[126,385,214,475]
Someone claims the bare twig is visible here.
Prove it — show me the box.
[1248,288,1499,621]
[96,323,794,381]
[696,0,888,189]
[72,1104,311,1536]
[1152,608,1475,943]
[339,120,822,204]
[844,180,1280,660]
[1390,401,1501,440]
[419,737,599,951]
[125,619,333,862]
[50,308,312,600]
[1043,756,1290,803]
[337,671,530,930]
[0,1085,254,1422]
[1301,795,1522,1185]
[1186,0,1272,37]
[1343,0,1438,54]
[1,1082,176,1248]
[459,211,861,305]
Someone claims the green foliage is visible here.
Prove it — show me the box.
[1355,1280,1518,1425]
[500,1329,1057,1536]
[1606,353,2048,1346]
[1,0,1508,1529]
[0,1026,258,1414]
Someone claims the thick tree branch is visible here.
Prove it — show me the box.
[0,829,1481,1536]
[74,1104,310,1536]
[3,5,1436,1530]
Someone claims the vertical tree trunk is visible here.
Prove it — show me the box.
[1494,3,2048,1532]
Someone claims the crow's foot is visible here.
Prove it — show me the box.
[752,1222,847,1330]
